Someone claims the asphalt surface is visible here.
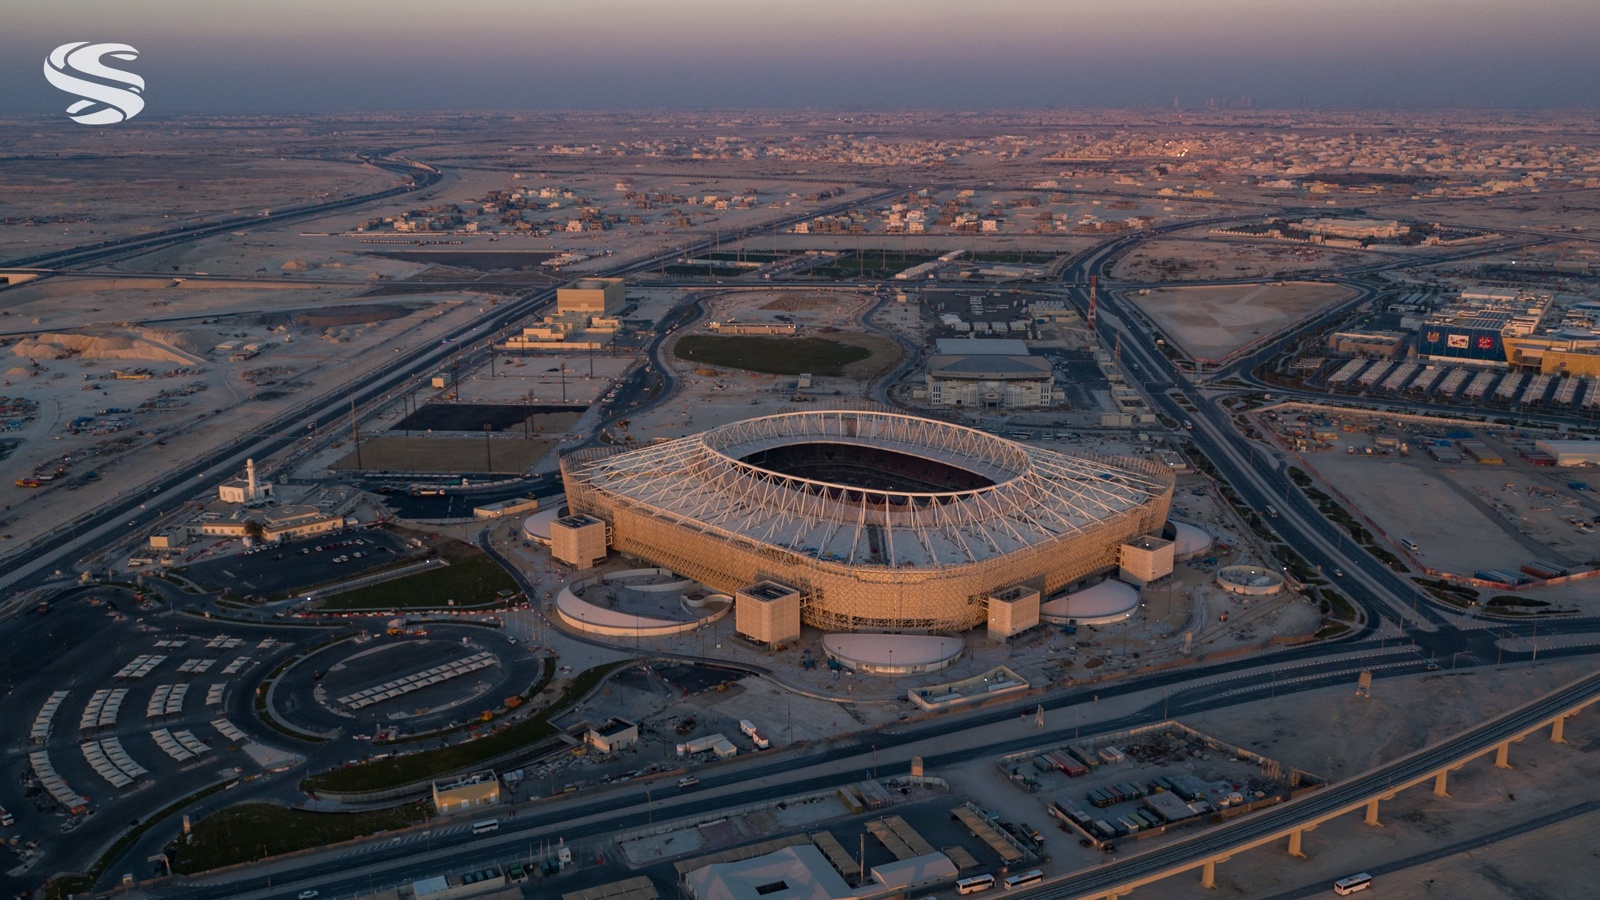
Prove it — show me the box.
[0,181,902,595]
[8,162,1600,900]
[183,531,410,598]
[132,216,1600,899]
[146,642,1600,900]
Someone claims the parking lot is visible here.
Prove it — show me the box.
[184,528,414,598]
[273,625,540,737]
[2,603,307,882]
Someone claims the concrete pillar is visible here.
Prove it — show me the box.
[1495,741,1513,769]
[1551,715,1566,744]
[1201,858,1217,889]
[1364,798,1382,827]
[1287,828,1305,858]
[1433,770,1450,797]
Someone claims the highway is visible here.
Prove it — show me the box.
[16,156,1600,899]
[146,204,1600,899]
[1038,667,1600,899]
[2,152,441,271]
[0,181,905,593]
[152,634,1600,900]
[152,645,1423,899]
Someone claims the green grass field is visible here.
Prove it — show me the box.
[173,802,431,873]
[318,543,516,611]
[301,661,622,794]
[674,335,871,376]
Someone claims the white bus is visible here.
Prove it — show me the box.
[470,819,500,835]
[956,873,996,894]
[1332,873,1372,895]
[1003,869,1044,890]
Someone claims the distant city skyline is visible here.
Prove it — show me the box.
[4,0,1598,115]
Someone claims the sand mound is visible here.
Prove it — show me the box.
[12,330,205,365]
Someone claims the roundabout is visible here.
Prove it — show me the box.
[268,624,541,738]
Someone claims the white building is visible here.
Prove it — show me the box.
[925,342,1057,408]
[217,458,272,504]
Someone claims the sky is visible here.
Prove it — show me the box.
[6,0,1600,116]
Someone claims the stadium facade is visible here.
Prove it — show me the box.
[558,411,1174,637]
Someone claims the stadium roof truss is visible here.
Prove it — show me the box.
[565,410,1171,571]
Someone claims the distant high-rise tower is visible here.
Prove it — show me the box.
[1088,275,1098,334]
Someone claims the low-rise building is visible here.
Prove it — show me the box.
[431,771,500,814]
[586,717,639,753]
[925,338,1057,408]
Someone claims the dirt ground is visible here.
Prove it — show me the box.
[1301,450,1600,611]
[0,155,397,257]
[1127,659,1600,899]
[331,435,556,473]
[833,332,906,380]
[1128,282,1352,361]
[1113,238,1373,283]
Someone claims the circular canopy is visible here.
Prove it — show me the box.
[1041,579,1140,624]
[1170,521,1213,558]
[822,633,964,674]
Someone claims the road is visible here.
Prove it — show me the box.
[147,638,1600,900]
[13,159,1600,900]
[0,183,905,594]
[1034,667,1600,900]
[2,152,441,272]
[149,205,1600,898]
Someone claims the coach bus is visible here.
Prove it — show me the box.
[956,873,995,894]
[1003,869,1044,890]
[1332,873,1372,895]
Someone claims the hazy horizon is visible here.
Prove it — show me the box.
[6,0,1599,116]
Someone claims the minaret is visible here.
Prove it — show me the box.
[246,458,257,501]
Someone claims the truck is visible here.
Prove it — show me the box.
[678,775,700,789]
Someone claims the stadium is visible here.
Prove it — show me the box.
[558,410,1174,638]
